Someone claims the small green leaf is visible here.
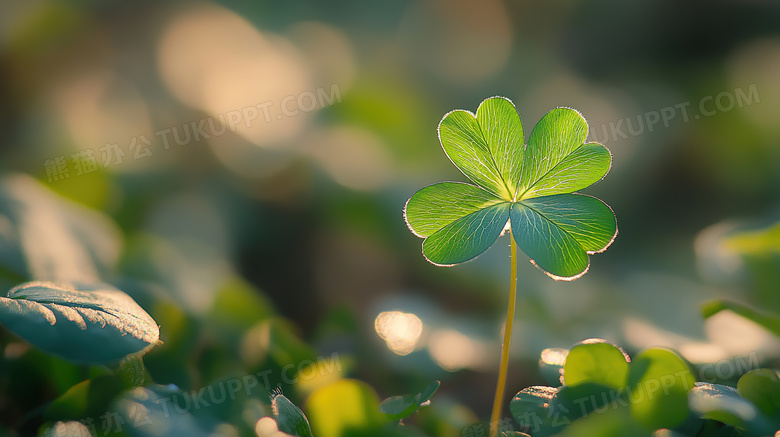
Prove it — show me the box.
[563,340,629,389]
[422,202,510,266]
[0,281,159,364]
[511,194,616,279]
[509,384,615,437]
[509,385,559,437]
[378,394,420,420]
[418,379,440,404]
[273,392,313,437]
[404,182,504,238]
[627,348,695,430]
[702,299,780,337]
[378,380,440,421]
[737,368,780,416]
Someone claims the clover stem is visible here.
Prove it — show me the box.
[489,227,518,437]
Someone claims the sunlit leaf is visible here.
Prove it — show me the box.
[475,97,524,199]
[627,348,695,429]
[438,98,524,200]
[723,221,780,255]
[736,368,780,417]
[0,173,121,283]
[520,143,611,200]
[688,382,745,426]
[702,299,780,337]
[405,182,504,238]
[0,281,159,364]
[562,340,629,389]
[511,195,616,279]
[556,407,651,437]
[305,379,385,437]
[422,202,510,266]
[517,108,589,198]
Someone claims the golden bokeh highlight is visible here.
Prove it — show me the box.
[374,311,423,356]
[157,4,312,148]
[428,328,490,372]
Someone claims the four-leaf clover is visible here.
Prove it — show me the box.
[403,97,617,280]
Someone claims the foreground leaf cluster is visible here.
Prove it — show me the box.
[508,339,780,437]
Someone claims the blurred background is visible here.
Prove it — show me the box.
[1,0,780,435]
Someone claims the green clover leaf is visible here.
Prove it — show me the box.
[404,97,616,279]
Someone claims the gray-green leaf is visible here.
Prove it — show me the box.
[0,281,159,364]
[0,173,121,284]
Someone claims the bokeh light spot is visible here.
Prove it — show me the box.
[374,311,423,356]
[428,328,489,372]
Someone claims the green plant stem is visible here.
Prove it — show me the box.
[489,228,517,437]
